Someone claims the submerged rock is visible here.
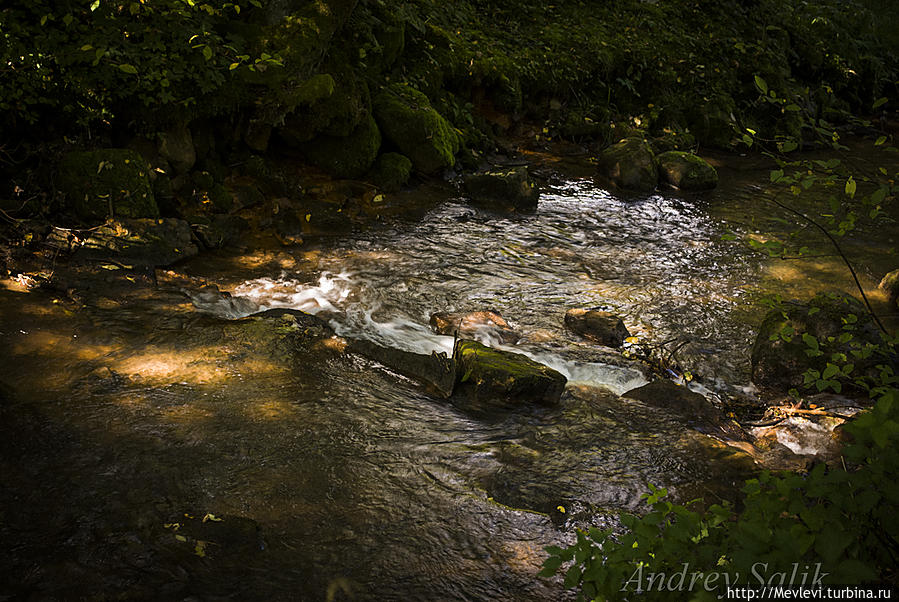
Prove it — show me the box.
[463,166,539,210]
[879,269,899,308]
[430,310,519,344]
[596,137,657,192]
[453,339,566,406]
[347,338,456,398]
[564,308,630,348]
[623,379,748,441]
[751,293,885,394]
[58,149,158,221]
[656,151,718,190]
[373,84,459,174]
[69,218,197,266]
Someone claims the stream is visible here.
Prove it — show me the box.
[1,153,896,600]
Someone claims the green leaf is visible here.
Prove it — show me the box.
[754,75,768,94]
[781,140,798,152]
[845,176,856,199]
[229,62,240,70]
[118,63,138,74]
[873,97,888,109]
[203,46,213,61]
[90,0,101,11]
[539,556,563,577]
[770,169,784,183]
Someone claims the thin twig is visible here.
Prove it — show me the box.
[767,195,888,335]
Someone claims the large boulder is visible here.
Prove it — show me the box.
[463,166,539,210]
[656,151,718,190]
[157,123,196,174]
[453,339,566,406]
[68,218,198,266]
[373,84,460,174]
[564,308,630,348]
[300,114,381,179]
[596,137,657,192]
[58,149,158,221]
[623,379,748,441]
[751,293,885,394]
[430,310,519,344]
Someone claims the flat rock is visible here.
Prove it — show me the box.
[463,166,539,210]
[453,339,566,406]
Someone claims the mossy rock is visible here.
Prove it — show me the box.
[58,149,159,221]
[72,218,197,266]
[463,166,539,210]
[751,293,885,394]
[279,72,369,144]
[371,152,412,192]
[657,151,718,191]
[453,339,566,406]
[300,114,381,179]
[596,137,658,192]
[373,83,460,174]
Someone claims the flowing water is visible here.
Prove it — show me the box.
[1,153,896,600]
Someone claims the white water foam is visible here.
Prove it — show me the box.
[228,273,649,394]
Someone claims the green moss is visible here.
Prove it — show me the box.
[58,149,158,221]
[656,151,718,190]
[597,137,658,192]
[373,83,460,174]
[453,339,566,405]
[301,113,381,179]
[372,152,412,192]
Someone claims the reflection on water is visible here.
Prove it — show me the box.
[1,165,895,600]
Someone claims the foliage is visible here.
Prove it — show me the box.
[1,0,283,132]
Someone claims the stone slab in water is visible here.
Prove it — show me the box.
[347,338,456,398]
[564,308,630,347]
[453,339,566,406]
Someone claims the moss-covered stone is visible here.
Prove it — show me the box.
[596,137,658,192]
[71,218,197,266]
[372,152,412,192]
[373,83,460,174]
[463,166,539,210]
[58,149,158,221]
[656,151,718,190]
[300,113,381,179]
[751,293,884,394]
[453,339,567,406]
[279,72,370,145]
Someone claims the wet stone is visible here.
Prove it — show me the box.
[452,339,567,406]
[429,310,519,344]
[622,379,748,442]
[564,308,630,348]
